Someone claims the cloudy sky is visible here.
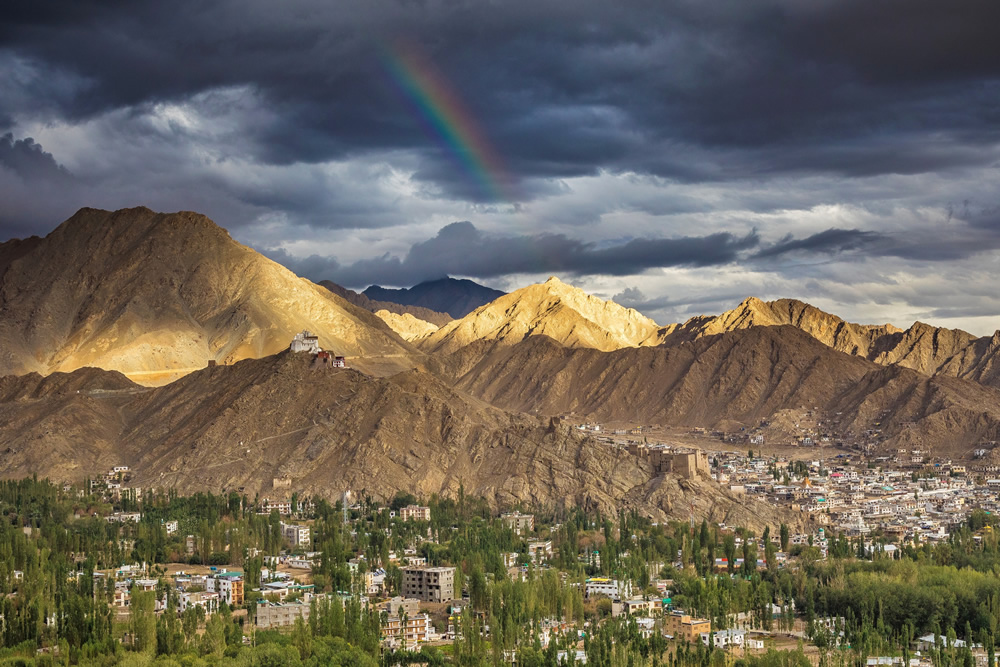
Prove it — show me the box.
[2,1,1000,333]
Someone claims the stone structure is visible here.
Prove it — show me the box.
[626,444,709,479]
[290,331,321,354]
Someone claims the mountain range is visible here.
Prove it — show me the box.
[2,206,1000,519]
[0,352,786,527]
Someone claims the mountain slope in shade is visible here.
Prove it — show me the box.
[0,207,419,384]
[0,367,136,402]
[0,368,140,479]
[436,326,1000,456]
[662,296,999,387]
[0,354,793,529]
[419,276,663,354]
[319,280,452,327]
[364,277,504,318]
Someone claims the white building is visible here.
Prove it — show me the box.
[584,578,631,600]
[527,540,553,563]
[218,576,244,606]
[702,628,763,650]
[290,331,322,354]
[180,591,220,614]
[501,512,535,535]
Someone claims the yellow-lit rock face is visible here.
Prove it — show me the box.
[656,296,986,380]
[0,207,420,384]
[374,310,439,341]
[419,276,664,354]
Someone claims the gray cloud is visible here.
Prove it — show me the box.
[0,133,72,183]
[328,221,760,287]
[753,228,886,259]
[1,0,999,204]
[258,247,341,280]
[612,286,648,307]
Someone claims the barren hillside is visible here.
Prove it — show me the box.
[0,207,420,384]
[419,276,662,354]
[0,354,791,529]
[662,297,1000,387]
[436,326,1000,455]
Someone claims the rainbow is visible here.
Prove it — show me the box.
[380,39,515,203]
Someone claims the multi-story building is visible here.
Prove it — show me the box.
[216,573,245,606]
[180,591,220,615]
[256,601,311,629]
[584,578,631,600]
[527,540,553,563]
[280,522,311,547]
[664,610,711,641]
[402,566,455,602]
[382,613,432,648]
[399,505,432,522]
[501,512,534,535]
[260,499,293,515]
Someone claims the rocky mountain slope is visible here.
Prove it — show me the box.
[0,353,790,528]
[418,277,663,355]
[435,326,1000,456]
[659,297,1000,389]
[364,277,504,318]
[0,207,419,384]
[0,368,141,480]
[373,310,440,340]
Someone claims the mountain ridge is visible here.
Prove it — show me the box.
[319,280,452,327]
[364,277,505,318]
[0,207,420,384]
[0,352,793,529]
[417,276,663,355]
[662,296,999,388]
[433,325,1000,457]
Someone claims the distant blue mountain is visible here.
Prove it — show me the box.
[363,277,505,318]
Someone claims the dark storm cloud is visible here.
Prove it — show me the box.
[0,133,72,182]
[258,247,341,279]
[329,221,759,287]
[753,228,886,259]
[752,224,1000,264]
[2,0,999,204]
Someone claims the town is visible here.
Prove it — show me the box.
[3,440,1000,667]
